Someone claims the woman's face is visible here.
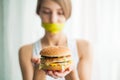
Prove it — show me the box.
[39,0,66,24]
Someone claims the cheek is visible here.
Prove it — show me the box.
[58,17,66,23]
[40,15,50,23]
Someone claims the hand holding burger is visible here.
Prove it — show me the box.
[39,46,73,78]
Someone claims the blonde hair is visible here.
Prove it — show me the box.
[36,0,72,19]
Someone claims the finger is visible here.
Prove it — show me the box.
[47,71,58,79]
[54,68,71,77]
[36,59,40,64]
[53,71,61,78]
[64,66,74,75]
[65,67,71,72]
[54,71,66,78]
[31,58,37,63]
[31,58,40,64]
[61,69,65,72]
[65,65,74,72]
[64,70,70,76]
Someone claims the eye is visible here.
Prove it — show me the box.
[58,11,64,15]
[42,10,51,14]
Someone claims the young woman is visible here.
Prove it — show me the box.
[19,0,92,80]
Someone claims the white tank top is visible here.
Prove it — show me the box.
[33,38,79,80]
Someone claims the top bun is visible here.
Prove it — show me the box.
[40,46,71,57]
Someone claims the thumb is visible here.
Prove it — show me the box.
[31,57,40,63]
[36,58,40,64]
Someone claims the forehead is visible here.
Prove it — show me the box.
[41,0,62,10]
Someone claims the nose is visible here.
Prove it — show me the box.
[50,12,58,23]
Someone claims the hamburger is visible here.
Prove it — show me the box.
[39,46,72,71]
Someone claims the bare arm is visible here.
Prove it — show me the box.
[19,45,46,80]
[77,40,93,80]
[19,45,34,80]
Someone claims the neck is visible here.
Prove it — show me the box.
[42,32,67,46]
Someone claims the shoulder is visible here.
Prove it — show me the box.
[76,39,91,51]
[76,39,90,47]
[76,39,92,59]
[19,43,33,60]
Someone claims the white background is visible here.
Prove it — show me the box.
[0,0,120,80]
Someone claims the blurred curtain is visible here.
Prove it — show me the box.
[0,0,120,80]
[0,0,5,79]
[0,0,22,80]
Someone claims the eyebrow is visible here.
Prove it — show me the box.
[41,7,50,10]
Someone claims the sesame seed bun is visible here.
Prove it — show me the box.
[40,46,71,57]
